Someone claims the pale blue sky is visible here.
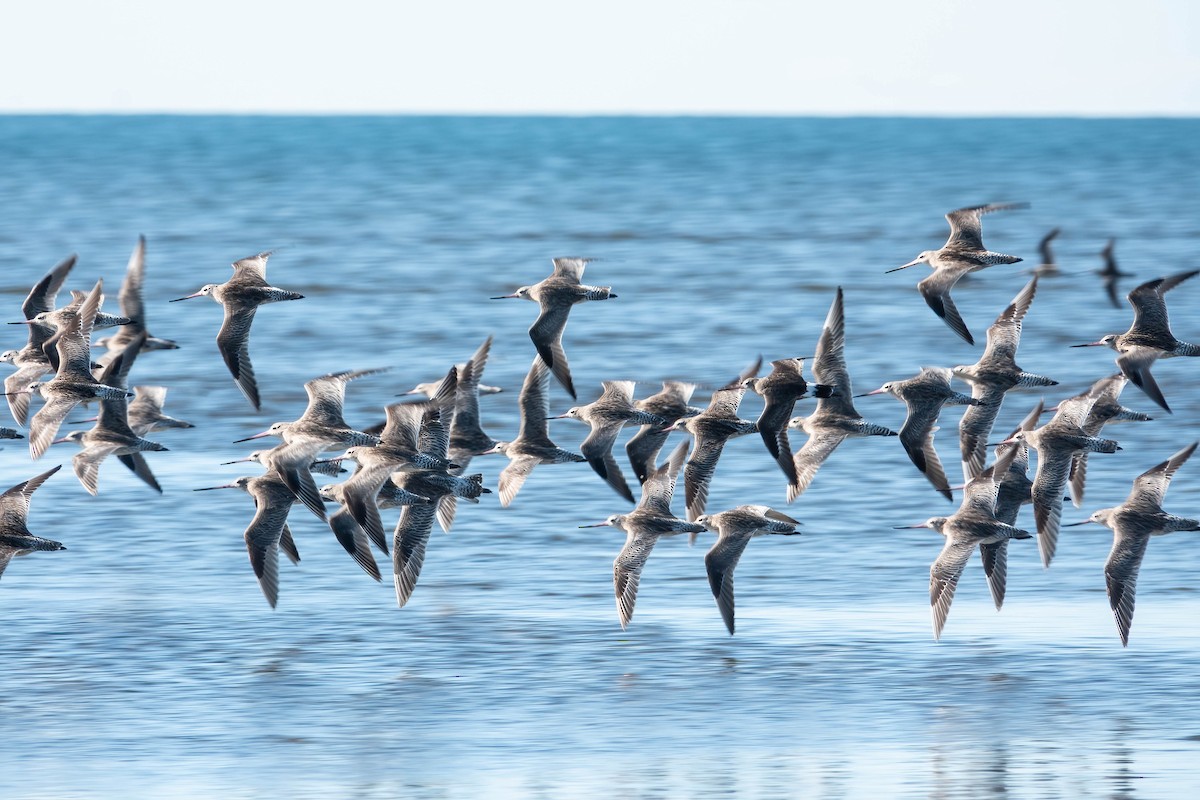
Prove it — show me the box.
[2,0,1196,114]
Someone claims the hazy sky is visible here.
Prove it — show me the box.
[3,1,1196,114]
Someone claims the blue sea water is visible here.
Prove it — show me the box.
[1,115,1199,798]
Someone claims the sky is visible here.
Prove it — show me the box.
[1,0,1197,115]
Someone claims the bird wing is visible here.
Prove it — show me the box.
[515,357,553,445]
[1127,441,1197,510]
[613,529,658,630]
[684,433,728,522]
[216,303,261,410]
[498,454,540,508]
[551,257,589,283]
[704,530,753,635]
[942,203,1027,251]
[529,303,575,399]
[958,385,1005,482]
[1116,347,1169,414]
[930,537,977,640]
[979,540,1009,610]
[812,288,858,417]
[582,421,635,503]
[981,276,1037,363]
[638,439,689,517]
[919,271,974,345]
[1031,445,1074,568]
[22,254,76,320]
[393,503,438,608]
[1104,526,1150,647]
[788,430,848,502]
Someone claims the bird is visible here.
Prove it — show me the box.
[54,336,168,495]
[195,474,300,609]
[624,381,704,486]
[895,445,1032,640]
[23,280,131,460]
[987,400,1045,610]
[233,368,385,521]
[1071,269,1199,414]
[1001,394,1121,568]
[888,202,1028,345]
[579,440,704,630]
[787,288,896,501]
[695,505,802,635]
[0,465,66,582]
[318,477,432,581]
[444,336,501,473]
[670,358,762,523]
[1063,441,1199,646]
[1031,227,1061,277]
[552,380,665,503]
[1059,374,1154,507]
[126,386,194,436]
[491,257,617,399]
[170,252,304,411]
[952,276,1057,481]
[3,254,77,426]
[857,366,978,501]
[94,235,179,363]
[1098,238,1132,309]
[744,358,834,486]
[487,357,585,508]
[404,337,503,400]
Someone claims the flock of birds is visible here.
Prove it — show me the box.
[1,204,1197,646]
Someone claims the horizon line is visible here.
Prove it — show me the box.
[0,109,1197,119]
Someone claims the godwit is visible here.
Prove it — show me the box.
[670,359,762,523]
[0,465,66,582]
[987,400,1045,610]
[1001,395,1121,568]
[444,337,501,472]
[3,254,76,426]
[126,386,194,436]
[857,366,978,501]
[552,380,665,503]
[1031,227,1061,277]
[579,441,704,630]
[491,257,616,399]
[953,276,1056,481]
[94,235,179,364]
[696,505,801,635]
[1098,238,1131,309]
[787,288,896,501]
[170,252,304,411]
[744,358,834,486]
[195,474,300,609]
[1063,442,1199,646]
[1071,269,1199,413]
[487,357,585,508]
[1059,374,1153,506]
[624,381,703,486]
[896,446,1031,639]
[888,202,1028,345]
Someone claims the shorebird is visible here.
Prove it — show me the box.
[1098,238,1131,309]
[952,276,1057,481]
[490,257,617,399]
[552,380,665,503]
[327,377,458,555]
[987,400,1045,610]
[744,358,834,486]
[0,465,66,582]
[1071,269,1199,413]
[1064,442,1199,646]
[670,359,762,523]
[22,281,131,460]
[857,366,978,501]
[625,381,704,486]
[445,337,501,473]
[0,427,22,440]
[579,441,704,630]
[787,288,896,502]
[126,386,194,436]
[318,477,432,581]
[1001,395,1121,568]
[888,202,1028,345]
[233,368,385,521]
[94,235,179,364]
[404,337,503,401]
[896,446,1032,640]
[195,474,300,609]
[1031,227,1061,277]
[3,254,76,426]
[696,505,801,635]
[487,357,585,508]
[1059,374,1154,506]
[170,252,304,411]
[55,336,168,495]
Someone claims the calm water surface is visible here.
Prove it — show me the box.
[1,116,1199,798]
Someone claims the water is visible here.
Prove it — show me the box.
[1,116,1199,798]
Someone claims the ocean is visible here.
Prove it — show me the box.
[1,116,1199,798]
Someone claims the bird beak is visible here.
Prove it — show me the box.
[478,444,501,455]
[578,522,611,528]
[7,320,34,325]
[547,412,571,419]
[169,291,204,302]
[1062,520,1095,527]
[194,484,238,491]
[232,429,273,443]
[490,292,520,299]
[221,456,255,465]
[1070,341,1106,348]
[854,387,888,398]
[892,523,928,529]
[50,436,70,445]
[885,258,923,274]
